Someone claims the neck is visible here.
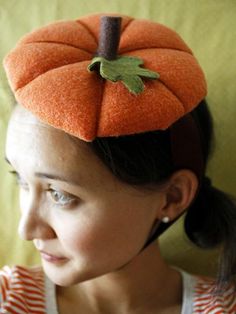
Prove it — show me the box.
[57,242,182,314]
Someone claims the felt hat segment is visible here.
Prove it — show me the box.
[119,19,192,54]
[124,49,207,111]
[4,43,91,91]
[97,79,185,137]
[15,62,103,141]
[18,21,98,53]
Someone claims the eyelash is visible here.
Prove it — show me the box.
[8,170,77,207]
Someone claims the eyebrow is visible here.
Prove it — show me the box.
[4,156,81,186]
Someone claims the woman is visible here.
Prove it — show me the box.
[1,13,236,313]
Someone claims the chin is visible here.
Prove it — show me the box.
[42,259,105,286]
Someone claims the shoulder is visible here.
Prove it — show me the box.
[192,274,236,313]
[0,265,46,313]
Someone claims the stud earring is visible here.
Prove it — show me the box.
[162,216,170,223]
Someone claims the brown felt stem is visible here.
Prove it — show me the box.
[96,16,122,60]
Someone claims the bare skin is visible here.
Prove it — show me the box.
[5,104,198,313]
[57,242,183,314]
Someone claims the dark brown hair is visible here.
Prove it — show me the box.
[88,99,236,287]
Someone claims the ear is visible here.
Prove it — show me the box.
[158,169,199,222]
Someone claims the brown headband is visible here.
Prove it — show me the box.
[170,112,205,184]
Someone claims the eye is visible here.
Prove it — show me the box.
[8,171,78,207]
[47,189,77,207]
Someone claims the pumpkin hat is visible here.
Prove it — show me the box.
[3,13,207,181]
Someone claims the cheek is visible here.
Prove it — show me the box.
[57,216,114,256]
[55,206,151,262]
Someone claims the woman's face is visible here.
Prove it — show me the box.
[5,104,165,286]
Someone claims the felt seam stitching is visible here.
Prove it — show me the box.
[14,60,91,92]
[120,18,134,37]
[120,47,192,55]
[158,79,186,113]
[76,20,98,45]
[95,79,106,138]
[21,41,93,54]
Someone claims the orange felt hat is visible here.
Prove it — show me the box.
[3,13,207,142]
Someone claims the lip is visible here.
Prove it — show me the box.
[39,250,68,263]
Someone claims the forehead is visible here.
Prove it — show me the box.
[5,104,90,171]
[5,105,146,194]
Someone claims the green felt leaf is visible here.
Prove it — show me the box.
[88,56,159,95]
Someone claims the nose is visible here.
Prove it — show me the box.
[18,191,56,241]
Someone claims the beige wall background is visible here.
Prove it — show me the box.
[0,0,235,275]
